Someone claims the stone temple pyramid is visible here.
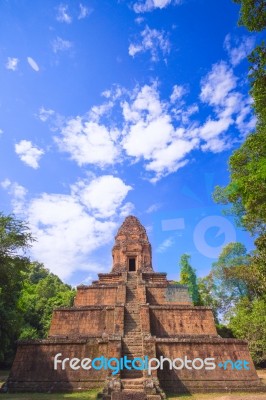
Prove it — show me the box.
[7,216,265,399]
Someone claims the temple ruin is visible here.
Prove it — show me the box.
[6,216,265,398]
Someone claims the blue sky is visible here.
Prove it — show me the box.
[0,0,261,285]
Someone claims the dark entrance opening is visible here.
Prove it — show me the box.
[129,258,136,271]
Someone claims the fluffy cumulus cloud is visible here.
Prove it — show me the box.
[43,57,254,182]
[55,117,120,167]
[224,34,255,67]
[2,175,133,280]
[71,175,132,218]
[200,61,237,106]
[199,61,255,150]
[5,57,19,71]
[121,84,198,181]
[129,26,170,62]
[15,140,44,169]
[27,57,39,72]
[133,0,181,13]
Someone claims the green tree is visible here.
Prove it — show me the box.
[0,213,34,364]
[233,0,266,31]
[214,3,266,237]
[18,263,76,339]
[178,254,200,305]
[198,274,223,321]
[213,129,266,236]
[228,296,266,365]
[211,242,251,311]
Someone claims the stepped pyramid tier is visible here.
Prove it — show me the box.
[5,216,265,398]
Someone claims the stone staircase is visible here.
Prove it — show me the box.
[122,272,143,380]
[102,272,165,399]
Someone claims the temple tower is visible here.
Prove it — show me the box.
[112,215,153,273]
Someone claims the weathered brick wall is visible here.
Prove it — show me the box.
[8,338,121,392]
[75,287,117,306]
[147,286,192,305]
[142,273,167,284]
[155,338,260,393]
[49,307,115,337]
[150,306,217,336]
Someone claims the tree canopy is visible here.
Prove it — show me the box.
[233,0,266,31]
[178,254,200,305]
[0,213,75,365]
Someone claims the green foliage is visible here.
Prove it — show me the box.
[233,0,266,31]
[197,274,223,321]
[18,263,76,339]
[0,213,34,259]
[0,212,75,365]
[228,296,266,365]
[248,42,266,127]
[210,242,252,312]
[0,213,34,364]
[213,128,266,236]
[200,241,266,365]
[213,7,266,237]
[178,254,200,305]
[212,0,266,366]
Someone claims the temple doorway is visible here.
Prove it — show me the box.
[128,257,136,271]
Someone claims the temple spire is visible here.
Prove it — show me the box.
[112,215,153,273]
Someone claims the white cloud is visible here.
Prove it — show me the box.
[129,25,170,62]
[55,117,120,167]
[41,62,254,182]
[121,83,199,181]
[200,61,237,106]
[133,0,181,13]
[156,237,174,253]
[56,4,72,23]
[15,140,44,169]
[146,203,161,213]
[198,61,255,150]
[224,34,255,67]
[3,176,132,280]
[0,129,3,136]
[71,175,132,218]
[170,84,187,103]
[119,202,135,217]
[27,57,39,72]
[1,180,27,214]
[38,107,55,122]
[5,57,19,71]
[52,37,73,53]
[78,4,90,19]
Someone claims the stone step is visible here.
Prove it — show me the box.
[124,319,140,324]
[121,371,143,379]
[123,343,143,348]
[123,335,142,339]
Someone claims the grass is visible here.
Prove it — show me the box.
[1,370,266,400]
[0,391,100,399]
[167,394,266,399]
